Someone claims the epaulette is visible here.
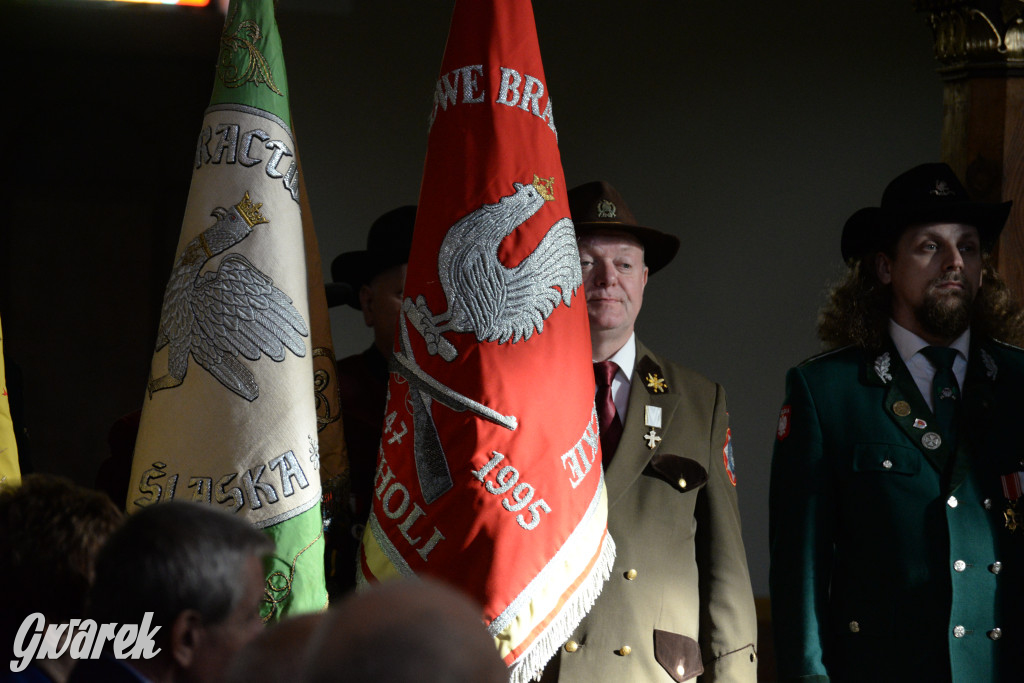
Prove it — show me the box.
[989,338,1024,354]
[636,355,669,394]
[796,344,854,368]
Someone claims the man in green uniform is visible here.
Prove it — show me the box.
[541,181,758,682]
[770,163,1024,682]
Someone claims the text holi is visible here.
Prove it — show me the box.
[429,65,558,139]
[10,613,160,673]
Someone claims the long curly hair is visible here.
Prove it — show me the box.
[817,254,1024,351]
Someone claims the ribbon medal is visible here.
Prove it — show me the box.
[1000,471,1024,533]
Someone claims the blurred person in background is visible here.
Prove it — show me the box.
[324,206,414,597]
[1,474,123,682]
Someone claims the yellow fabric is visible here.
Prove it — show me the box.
[296,141,348,484]
[494,483,610,659]
[0,315,20,487]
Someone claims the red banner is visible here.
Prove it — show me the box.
[358,1,614,679]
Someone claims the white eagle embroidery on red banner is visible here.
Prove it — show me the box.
[357,2,615,681]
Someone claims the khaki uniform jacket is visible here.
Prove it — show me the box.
[769,339,1024,682]
[544,340,758,682]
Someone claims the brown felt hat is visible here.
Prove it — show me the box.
[568,181,680,275]
[841,163,1011,262]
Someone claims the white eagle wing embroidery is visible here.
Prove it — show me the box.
[189,254,307,394]
[499,217,578,342]
[149,196,308,401]
[417,180,581,352]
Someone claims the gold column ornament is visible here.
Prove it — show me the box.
[914,1,1024,66]
[915,0,1024,302]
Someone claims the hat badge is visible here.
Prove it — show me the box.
[930,180,955,197]
[596,199,617,218]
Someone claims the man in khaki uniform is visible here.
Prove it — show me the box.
[541,181,758,682]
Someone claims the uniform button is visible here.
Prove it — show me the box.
[677,477,687,489]
[625,568,638,580]
[619,645,632,656]
[953,560,967,572]
[564,640,578,653]
[984,498,993,510]
[953,625,966,638]
[882,459,893,469]
[990,561,1003,574]
[948,496,959,508]
[989,628,1002,640]
[848,621,860,633]
[676,663,686,677]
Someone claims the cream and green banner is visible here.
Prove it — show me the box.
[129,0,327,619]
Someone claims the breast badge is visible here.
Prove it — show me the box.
[1000,472,1024,533]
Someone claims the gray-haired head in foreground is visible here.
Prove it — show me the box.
[303,577,507,683]
[88,501,274,635]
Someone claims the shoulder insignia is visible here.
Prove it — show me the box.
[797,344,854,368]
[722,427,736,486]
[636,355,667,394]
[990,338,1024,353]
[777,405,791,441]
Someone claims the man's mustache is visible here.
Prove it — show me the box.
[931,272,967,287]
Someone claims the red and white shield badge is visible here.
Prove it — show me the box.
[777,404,791,441]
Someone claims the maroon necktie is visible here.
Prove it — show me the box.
[594,361,623,465]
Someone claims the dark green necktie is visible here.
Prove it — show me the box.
[921,345,960,445]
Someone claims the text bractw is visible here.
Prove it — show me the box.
[194,122,301,202]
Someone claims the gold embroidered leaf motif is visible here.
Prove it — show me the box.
[312,347,340,432]
[645,372,667,393]
[218,17,283,94]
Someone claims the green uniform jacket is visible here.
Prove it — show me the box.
[545,340,758,682]
[769,338,1024,683]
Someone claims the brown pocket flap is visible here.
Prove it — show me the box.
[654,629,703,682]
[649,453,708,492]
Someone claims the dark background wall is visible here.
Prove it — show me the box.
[3,0,941,597]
